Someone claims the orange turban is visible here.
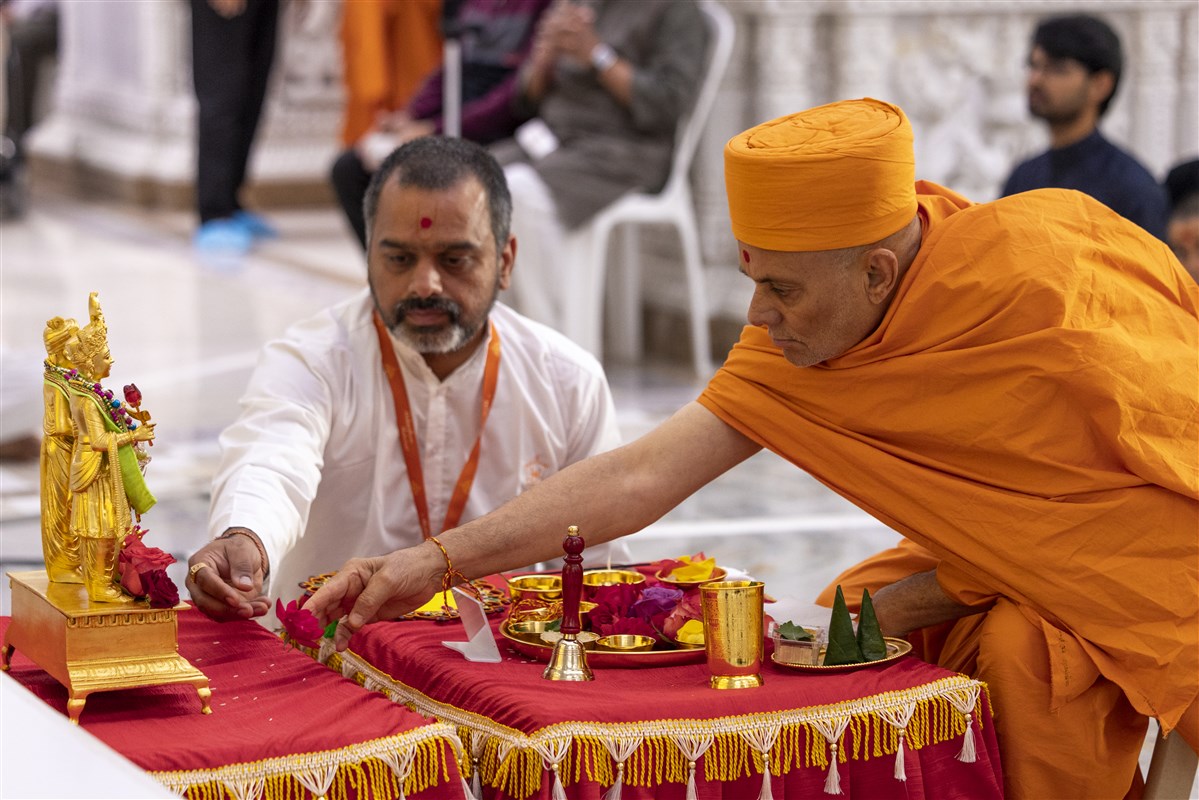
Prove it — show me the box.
[725,98,918,251]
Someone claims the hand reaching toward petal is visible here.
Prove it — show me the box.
[305,543,444,651]
[187,531,270,621]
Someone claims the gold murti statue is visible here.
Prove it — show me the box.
[41,316,83,584]
[4,293,209,725]
[59,293,157,603]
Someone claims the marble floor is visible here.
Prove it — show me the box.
[0,189,1189,793]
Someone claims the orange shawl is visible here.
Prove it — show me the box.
[699,182,1199,732]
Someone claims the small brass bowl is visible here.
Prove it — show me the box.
[582,569,646,593]
[655,566,727,589]
[508,574,562,601]
[595,634,655,652]
[507,620,553,644]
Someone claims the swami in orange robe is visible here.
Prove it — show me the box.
[339,0,444,146]
[699,99,1199,799]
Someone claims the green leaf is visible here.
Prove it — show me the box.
[777,620,814,641]
[823,585,864,666]
[323,620,339,639]
[856,588,888,661]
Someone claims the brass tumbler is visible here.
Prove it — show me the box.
[700,580,765,689]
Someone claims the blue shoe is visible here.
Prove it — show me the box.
[233,210,278,240]
[194,218,253,254]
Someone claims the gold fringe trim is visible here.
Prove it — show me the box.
[311,644,989,800]
[149,724,459,800]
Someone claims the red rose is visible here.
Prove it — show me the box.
[143,569,180,608]
[119,531,176,575]
[120,564,145,597]
[123,383,142,407]
[663,591,704,640]
[119,532,177,599]
[587,582,640,632]
[276,598,325,649]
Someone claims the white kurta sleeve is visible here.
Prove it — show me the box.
[559,356,621,463]
[548,347,629,566]
[208,324,338,575]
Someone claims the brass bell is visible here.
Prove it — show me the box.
[542,526,594,682]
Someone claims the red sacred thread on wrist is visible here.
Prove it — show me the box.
[428,536,481,608]
[219,528,270,578]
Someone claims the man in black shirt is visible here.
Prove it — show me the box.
[1002,14,1168,241]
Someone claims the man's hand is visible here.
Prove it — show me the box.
[869,570,988,637]
[187,530,270,621]
[305,543,444,651]
[537,1,599,64]
[207,0,247,19]
[373,109,412,134]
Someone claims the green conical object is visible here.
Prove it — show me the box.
[823,585,864,666]
[857,588,888,662]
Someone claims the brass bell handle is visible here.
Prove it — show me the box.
[559,526,585,637]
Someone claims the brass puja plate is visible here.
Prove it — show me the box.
[300,573,509,621]
[500,619,705,668]
[770,637,912,672]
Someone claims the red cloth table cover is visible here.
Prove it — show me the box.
[321,600,1004,800]
[1,609,465,800]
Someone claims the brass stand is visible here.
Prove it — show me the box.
[2,570,211,724]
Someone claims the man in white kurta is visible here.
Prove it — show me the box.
[208,289,624,611]
[187,136,628,623]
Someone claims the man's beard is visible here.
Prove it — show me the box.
[383,287,498,355]
[1028,89,1087,127]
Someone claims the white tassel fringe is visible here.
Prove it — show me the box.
[602,763,626,800]
[957,713,978,763]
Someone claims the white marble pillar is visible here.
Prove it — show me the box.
[1177,9,1199,159]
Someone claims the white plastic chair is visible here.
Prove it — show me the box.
[1144,730,1198,800]
[559,0,734,378]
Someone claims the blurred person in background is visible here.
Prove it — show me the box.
[1001,14,1168,241]
[338,0,442,151]
[0,0,58,219]
[189,0,280,257]
[1163,158,1199,283]
[493,0,707,334]
[331,0,551,250]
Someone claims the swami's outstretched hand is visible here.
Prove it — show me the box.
[305,543,444,651]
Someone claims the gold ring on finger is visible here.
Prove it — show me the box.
[189,562,211,580]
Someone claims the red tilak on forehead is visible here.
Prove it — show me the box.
[420,216,432,229]
[742,249,750,263]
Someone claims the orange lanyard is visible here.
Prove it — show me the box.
[372,311,502,540]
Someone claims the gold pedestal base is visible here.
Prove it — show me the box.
[2,571,211,724]
[710,673,763,690]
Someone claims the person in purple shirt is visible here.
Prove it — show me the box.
[330,0,552,250]
[1001,14,1168,241]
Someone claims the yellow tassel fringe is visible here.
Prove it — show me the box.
[306,644,989,800]
[152,725,458,800]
